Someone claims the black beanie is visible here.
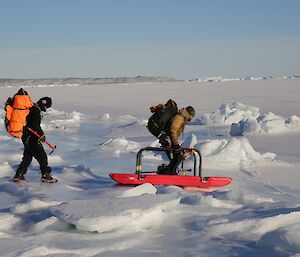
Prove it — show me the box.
[186,106,195,117]
[37,97,52,111]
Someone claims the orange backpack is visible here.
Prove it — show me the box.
[5,88,33,138]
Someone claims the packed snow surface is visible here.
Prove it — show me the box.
[52,193,180,233]
[0,78,300,257]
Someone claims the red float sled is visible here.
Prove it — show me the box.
[110,147,232,188]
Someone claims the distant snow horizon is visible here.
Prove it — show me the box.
[189,75,300,83]
[0,74,299,88]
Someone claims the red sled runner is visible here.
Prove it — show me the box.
[110,147,232,188]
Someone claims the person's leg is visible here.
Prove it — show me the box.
[159,133,171,158]
[14,138,33,180]
[30,141,57,182]
[28,140,51,176]
[167,151,184,175]
[157,133,172,174]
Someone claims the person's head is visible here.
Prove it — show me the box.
[37,97,52,112]
[185,106,195,121]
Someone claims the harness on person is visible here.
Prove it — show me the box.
[147,99,178,138]
[4,88,33,138]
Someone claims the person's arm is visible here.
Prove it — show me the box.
[169,115,184,146]
[28,106,44,137]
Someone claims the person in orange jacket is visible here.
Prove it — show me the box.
[13,96,58,183]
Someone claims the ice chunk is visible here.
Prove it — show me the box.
[51,194,180,233]
[120,183,157,197]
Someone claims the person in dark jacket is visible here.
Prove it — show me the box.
[13,97,58,183]
[157,106,195,175]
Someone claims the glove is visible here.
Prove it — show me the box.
[173,144,181,152]
[39,135,46,142]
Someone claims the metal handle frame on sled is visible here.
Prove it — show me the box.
[135,147,202,179]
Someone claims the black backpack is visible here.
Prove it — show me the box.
[147,99,178,137]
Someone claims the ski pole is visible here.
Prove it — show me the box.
[27,128,57,155]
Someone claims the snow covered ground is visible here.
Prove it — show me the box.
[0,78,300,257]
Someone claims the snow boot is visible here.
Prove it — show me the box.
[41,173,58,183]
[157,164,171,175]
[12,172,28,182]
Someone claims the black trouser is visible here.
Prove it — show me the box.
[167,151,184,174]
[158,133,183,175]
[16,136,51,176]
[159,133,171,159]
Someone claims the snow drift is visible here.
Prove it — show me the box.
[192,102,300,135]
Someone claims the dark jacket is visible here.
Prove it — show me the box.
[23,103,44,139]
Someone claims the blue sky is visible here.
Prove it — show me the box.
[0,0,299,79]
